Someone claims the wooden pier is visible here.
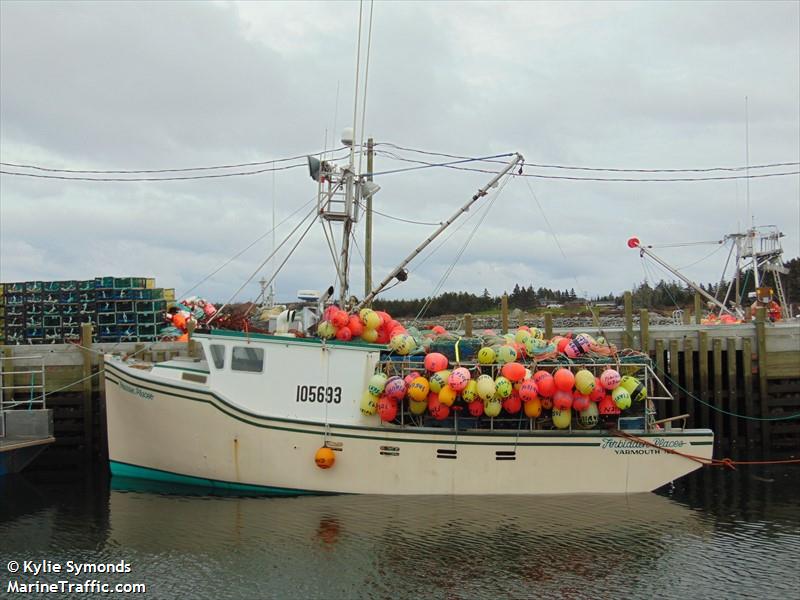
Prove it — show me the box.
[1,305,798,468]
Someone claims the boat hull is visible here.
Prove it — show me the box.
[104,361,713,495]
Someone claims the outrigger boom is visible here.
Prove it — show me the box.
[356,153,525,309]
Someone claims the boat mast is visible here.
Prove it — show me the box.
[355,153,525,311]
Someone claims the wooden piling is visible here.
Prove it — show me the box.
[639,309,649,353]
[623,291,633,348]
[755,307,769,450]
[698,331,709,429]
[669,339,679,420]
[694,292,702,325]
[727,337,738,445]
[98,354,108,462]
[2,346,12,405]
[742,337,754,446]
[544,313,553,339]
[654,338,665,419]
[684,337,695,427]
[464,314,473,337]
[500,294,509,334]
[80,323,94,459]
[712,338,724,440]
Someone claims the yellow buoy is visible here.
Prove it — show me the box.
[484,396,502,417]
[574,369,596,395]
[438,384,458,407]
[407,376,430,402]
[552,407,572,429]
[476,374,496,401]
[360,390,378,415]
[409,399,427,415]
[523,397,542,418]
[462,379,478,402]
[429,370,451,394]
[315,446,335,469]
[477,347,496,365]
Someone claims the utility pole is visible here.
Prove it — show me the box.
[364,137,374,305]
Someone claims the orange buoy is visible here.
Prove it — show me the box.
[315,446,335,469]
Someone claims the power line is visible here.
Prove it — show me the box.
[373,151,799,182]
[0,162,307,181]
[0,147,347,174]
[377,142,800,173]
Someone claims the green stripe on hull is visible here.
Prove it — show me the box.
[109,460,328,496]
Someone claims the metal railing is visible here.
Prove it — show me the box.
[376,359,674,434]
[0,355,47,411]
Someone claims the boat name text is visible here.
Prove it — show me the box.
[296,385,342,404]
[119,381,154,400]
[601,437,686,455]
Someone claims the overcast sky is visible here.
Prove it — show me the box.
[1,0,798,305]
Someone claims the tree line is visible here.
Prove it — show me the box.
[371,258,799,318]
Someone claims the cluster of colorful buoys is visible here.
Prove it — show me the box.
[468,326,616,362]
[316,307,420,351]
[360,356,646,429]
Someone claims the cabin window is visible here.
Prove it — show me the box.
[209,344,226,369]
[231,346,264,373]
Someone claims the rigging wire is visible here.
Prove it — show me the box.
[177,196,316,300]
[376,142,800,173]
[245,212,319,316]
[412,174,514,323]
[357,200,441,226]
[524,178,584,299]
[676,241,728,270]
[408,191,490,274]
[356,0,374,177]
[643,240,724,248]
[207,203,318,324]
[350,0,364,171]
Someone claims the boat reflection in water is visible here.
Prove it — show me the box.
[107,478,709,598]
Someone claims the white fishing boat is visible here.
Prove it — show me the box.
[103,137,714,495]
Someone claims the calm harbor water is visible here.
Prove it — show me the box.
[1,465,798,599]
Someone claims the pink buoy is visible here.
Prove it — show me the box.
[533,371,555,397]
[468,399,484,417]
[501,362,526,383]
[502,393,522,414]
[519,379,539,402]
[347,315,364,337]
[448,367,471,392]
[553,390,573,411]
[384,376,406,401]
[377,396,398,421]
[572,393,591,412]
[600,369,621,390]
[554,368,575,392]
[424,352,449,373]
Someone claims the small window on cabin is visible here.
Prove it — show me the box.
[231,346,264,373]
[209,344,226,370]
